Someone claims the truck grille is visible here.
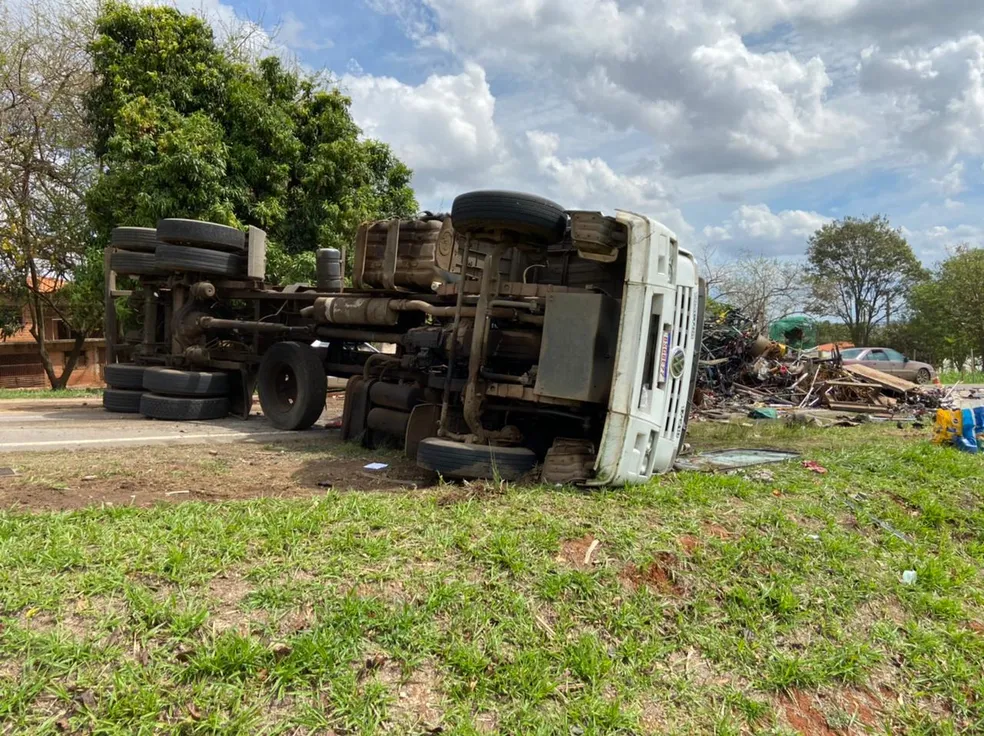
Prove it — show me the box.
[664,284,695,439]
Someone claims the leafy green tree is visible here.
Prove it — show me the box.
[86,3,417,273]
[907,246,984,371]
[0,0,102,388]
[806,215,926,346]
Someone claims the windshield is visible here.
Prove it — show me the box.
[840,348,863,359]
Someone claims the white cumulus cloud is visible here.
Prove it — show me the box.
[341,62,506,203]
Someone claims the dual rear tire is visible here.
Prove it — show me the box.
[257,342,327,431]
[103,364,230,420]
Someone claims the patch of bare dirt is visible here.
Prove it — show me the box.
[777,687,888,735]
[353,578,406,602]
[557,534,603,570]
[279,603,316,637]
[703,523,732,540]
[664,648,746,689]
[636,697,666,733]
[0,653,23,681]
[474,711,498,733]
[778,691,837,736]
[13,608,93,639]
[620,553,682,595]
[837,688,883,729]
[206,574,256,634]
[436,480,505,506]
[388,662,444,731]
[678,534,701,554]
[0,435,436,512]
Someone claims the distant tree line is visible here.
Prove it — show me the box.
[707,213,984,372]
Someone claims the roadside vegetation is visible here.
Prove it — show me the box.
[0,422,981,734]
[939,371,984,386]
[0,388,102,401]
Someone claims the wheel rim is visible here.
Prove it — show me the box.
[274,364,298,408]
[917,369,930,384]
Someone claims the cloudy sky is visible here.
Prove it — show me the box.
[155,1,984,261]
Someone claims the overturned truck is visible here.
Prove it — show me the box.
[104,191,704,484]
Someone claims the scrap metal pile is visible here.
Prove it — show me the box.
[696,307,945,415]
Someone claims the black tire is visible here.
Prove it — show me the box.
[139,393,229,421]
[257,341,327,431]
[110,251,163,276]
[156,219,246,253]
[915,368,932,385]
[111,227,158,253]
[103,388,144,413]
[143,367,230,397]
[416,438,537,481]
[451,191,567,244]
[104,364,147,390]
[155,244,245,277]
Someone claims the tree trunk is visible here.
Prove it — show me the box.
[54,332,88,390]
[26,289,59,389]
[26,260,89,390]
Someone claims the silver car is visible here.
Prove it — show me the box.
[840,347,936,384]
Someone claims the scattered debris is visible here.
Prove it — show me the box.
[621,553,681,594]
[583,538,601,566]
[364,462,389,471]
[558,535,599,570]
[0,467,17,477]
[842,493,914,544]
[696,306,945,420]
[802,460,828,475]
[81,475,97,482]
[748,408,779,420]
[164,490,190,496]
[901,570,918,585]
[749,469,775,483]
[675,448,800,472]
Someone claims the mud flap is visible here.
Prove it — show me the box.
[341,375,374,442]
[405,404,441,460]
[228,366,257,420]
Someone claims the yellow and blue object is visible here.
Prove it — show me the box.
[933,408,984,453]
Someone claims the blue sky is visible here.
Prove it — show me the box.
[201,0,984,265]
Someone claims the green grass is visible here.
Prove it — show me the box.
[0,387,102,400]
[939,370,984,385]
[1,423,983,733]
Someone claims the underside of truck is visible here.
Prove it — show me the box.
[105,191,703,485]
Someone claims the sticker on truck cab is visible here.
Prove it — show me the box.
[659,330,672,383]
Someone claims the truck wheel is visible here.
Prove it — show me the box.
[451,190,567,244]
[156,219,246,253]
[143,367,230,397]
[104,364,147,390]
[111,227,159,253]
[110,251,163,276]
[155,244,245,277]
[139,393,229,421]
[416,438,537,481]
[257,342,327,430]
[103,388,144,413]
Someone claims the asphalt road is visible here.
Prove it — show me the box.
[1,384,977,454]
[0,398,342,452]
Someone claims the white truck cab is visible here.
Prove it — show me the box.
[590,212,703,484]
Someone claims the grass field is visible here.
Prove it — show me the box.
[0,422,982,734]
[0,388,102,401]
